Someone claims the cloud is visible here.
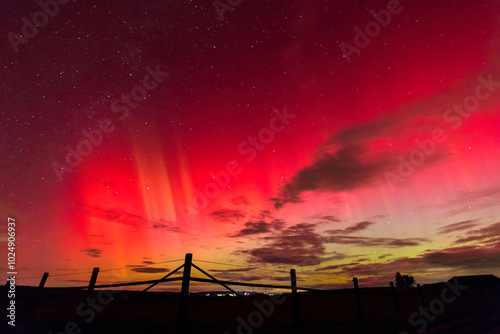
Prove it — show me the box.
[83,206,145,227]
[234,220,426,266]
[234,276,264,282]
[229,196,250,206]
[268,71,500,209]
[269,114,405,209]
[229,219,284,238]
[130,267,170,273]
[419,243,500,271]
[235,223,326,265]
[325,235,428,248]
[83,205,182,232]
[437,220,479,234]
[253,210,273,220]
[315,241,500,283]
[316,264,345,271]
[326,221,375,235]
[152,221,183,232]
[319,215,341,223]
[268,276,291,282]
[271,145,393,209]
[81,248,102,258]
[204,268,262,282]
[421,185,500,217]
[65,279,92,283]
[456,186,500,202]
[377,253,391,259]
[310,214,342,224]
[210,209,246,223]
[270,219,286,230]
[209,268,256,274]
[453,222,500,245]
[444,186,500,217]
[316,260,404,278]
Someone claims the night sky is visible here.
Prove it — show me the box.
[1,0,500,291]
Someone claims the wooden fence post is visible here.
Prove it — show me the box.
[39,273,49,288]
[87,267,100,295]
[390,282,402,318]
[353,277,363,321]
[178,253,192,325]
[29,272,50,316]
[290,269,299,324]
[417,284,426,308]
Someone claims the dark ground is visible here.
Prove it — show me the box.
[1,285,499,334]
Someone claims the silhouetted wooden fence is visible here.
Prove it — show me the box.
[8,253,500,327]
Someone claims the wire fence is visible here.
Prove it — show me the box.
[5,253,500,330]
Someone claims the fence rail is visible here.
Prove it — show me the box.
[6,253,500,327]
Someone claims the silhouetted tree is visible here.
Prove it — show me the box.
[395,272,415,288]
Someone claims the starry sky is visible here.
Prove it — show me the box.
[1,0,500,291]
